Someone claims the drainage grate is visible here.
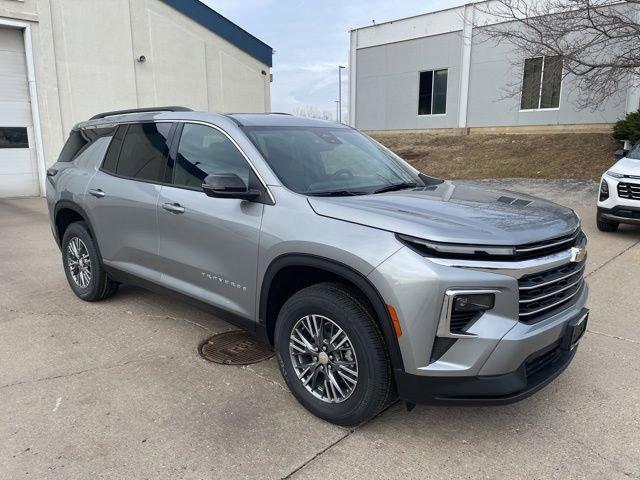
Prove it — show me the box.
[199,330,274,365]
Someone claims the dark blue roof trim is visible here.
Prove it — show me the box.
[159,0,273,67]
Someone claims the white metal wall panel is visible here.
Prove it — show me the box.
[0,27,38,197]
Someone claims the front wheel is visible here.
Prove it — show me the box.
[274,282,393,426]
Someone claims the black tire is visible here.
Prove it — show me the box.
[596,212,619,232]
[274,282,392,426]
[61,222,118,301]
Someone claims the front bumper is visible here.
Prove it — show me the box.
[395,309,586,405]
[598,206,640,226]
[369,243,589,405]
[598,175,640,222]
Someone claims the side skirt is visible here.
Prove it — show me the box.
[103,266,270,344]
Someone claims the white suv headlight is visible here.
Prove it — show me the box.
[606,170,624,179]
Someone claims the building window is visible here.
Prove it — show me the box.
[521,56,563,110]
[418,69,448,115]
[0,127,28,148]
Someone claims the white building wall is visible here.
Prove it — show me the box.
[0,0,271,195]
[354,32,463,131]
[349,2,640,132]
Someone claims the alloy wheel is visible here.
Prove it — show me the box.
[67,237,92,288]
[289,314,359,403]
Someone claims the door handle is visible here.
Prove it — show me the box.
[88,189,105,198]
[162,202,185,214]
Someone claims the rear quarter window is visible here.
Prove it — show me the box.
[58,127,116,163]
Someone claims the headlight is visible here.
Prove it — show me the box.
[397,234,514,257]
[606,170,624,178]
[599,179,609,201]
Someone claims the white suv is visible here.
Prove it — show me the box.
[597,142,640,231]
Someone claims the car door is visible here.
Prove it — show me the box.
[157,122,264,321]
[85,122,175,282]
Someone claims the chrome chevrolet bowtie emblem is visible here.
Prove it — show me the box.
[570,245,587,263]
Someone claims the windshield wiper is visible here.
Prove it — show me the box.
[307,190,369,197]
[372,182,418,194]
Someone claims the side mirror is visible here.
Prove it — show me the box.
[614,149,627,161]
[202,173,261,201]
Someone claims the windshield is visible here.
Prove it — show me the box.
[628,142,640,160]
[242,126,424,195]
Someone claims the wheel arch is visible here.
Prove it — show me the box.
[53,201,101,255]
[259,254,405,372]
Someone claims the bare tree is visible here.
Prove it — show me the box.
[293,105,335,121]
[476,0,640,109]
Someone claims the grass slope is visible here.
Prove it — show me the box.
[370,132,620,180]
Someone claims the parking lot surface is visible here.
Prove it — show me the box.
[1,180,639,479]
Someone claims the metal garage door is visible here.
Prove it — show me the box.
[0,27,38,197]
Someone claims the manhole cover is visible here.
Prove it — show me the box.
[199,330,274,365]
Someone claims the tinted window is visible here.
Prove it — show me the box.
[244,126,422,195]
[521,57,543,110]
[418,69,447,115]
[59,127,116,163]
[521,56,562,110]
[540,55,562,109]
[115,123,173,182]
[101,125,127,173]
[418,71,433,115]
[0,127,28,148]
[432,69,448,114]
[172,123,251,189]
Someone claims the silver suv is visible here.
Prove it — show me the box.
[46,107,589,425]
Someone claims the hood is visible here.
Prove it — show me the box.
[308,181,579,246]
[610,156,640,176]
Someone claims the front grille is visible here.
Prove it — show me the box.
[518,261,585,323]
[525,345,562,378]
[618,182,640,200]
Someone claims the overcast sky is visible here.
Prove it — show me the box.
[202,0,465,118]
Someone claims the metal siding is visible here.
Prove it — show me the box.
[466,33,626,127]
[355,32,462,130]
[353,3,632,131]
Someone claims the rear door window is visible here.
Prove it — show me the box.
[114,123,174,182]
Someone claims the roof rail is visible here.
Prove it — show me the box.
[225,112,292,116]
[89,106,193,120]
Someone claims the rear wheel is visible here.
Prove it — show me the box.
[61,222,118,301]
[596,212,619,232]
[274,282,393,426]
